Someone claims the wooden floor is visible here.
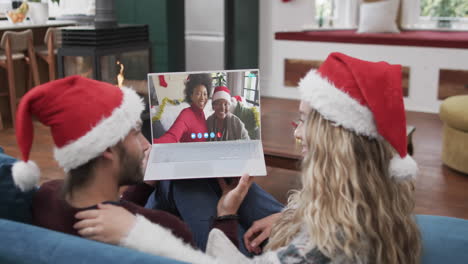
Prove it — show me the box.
[1,110,467,219]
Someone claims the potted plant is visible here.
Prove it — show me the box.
[28,0,49,24]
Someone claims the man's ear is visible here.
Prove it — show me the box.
[102,146,118,161]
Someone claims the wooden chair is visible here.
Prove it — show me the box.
[0,29,40,128]
[35,27,61,81]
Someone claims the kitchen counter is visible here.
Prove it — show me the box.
[0,20,75,31]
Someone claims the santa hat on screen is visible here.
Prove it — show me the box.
[12,76,144,191]
[212,86,231,104]
[298,52,417,180]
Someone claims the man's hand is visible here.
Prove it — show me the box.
[217,174,254,216]
[141,145,151,174]
[244,212,282,254]
[141,145,158,187]
[74,203,136,244]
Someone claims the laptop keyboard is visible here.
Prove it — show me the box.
[152,141,262,163]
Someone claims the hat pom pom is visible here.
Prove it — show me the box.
[12,160,40,192]
[389,155,418,180]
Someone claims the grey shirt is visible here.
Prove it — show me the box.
[206,113,250,141]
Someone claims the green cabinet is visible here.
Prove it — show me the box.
[115,0,184,72]
[226,0,259,69]
[115,0,258,71]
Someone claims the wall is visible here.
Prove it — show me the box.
[259,0,315,99]
[267,40,468,113]
[259,0,468,113]
[151,74,187,101]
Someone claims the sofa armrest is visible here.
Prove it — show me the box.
[0,219,187,264]
[416,214,468,264]
[0,152,36,224]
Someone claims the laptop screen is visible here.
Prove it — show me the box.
[147,70,260,144]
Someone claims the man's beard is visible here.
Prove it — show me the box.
[117,145,144,186]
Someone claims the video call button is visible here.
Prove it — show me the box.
[204,133,209,139]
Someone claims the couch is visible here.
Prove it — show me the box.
[1,149,468,263]
[0,148,185,264]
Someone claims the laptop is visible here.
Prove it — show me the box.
[144,70,267,181]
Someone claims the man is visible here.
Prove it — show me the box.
[12,76,239,248]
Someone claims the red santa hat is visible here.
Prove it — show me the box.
[212,86,231,104]
[12,76,144,191]
[298,52,417,180]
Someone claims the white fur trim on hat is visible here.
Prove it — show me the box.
[54,87,144,172]
[121,215,217,264]
[212,91,231,104]
[298,70,379,138]
[389,154,418,180]
[12,160,40,192]
[206,229,253,263]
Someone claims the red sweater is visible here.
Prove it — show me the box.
[154,104,208,143]
[32,180,239,247]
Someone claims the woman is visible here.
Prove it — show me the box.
[75,53,421,263]
[207,86,250,141]
[154,73,211,143]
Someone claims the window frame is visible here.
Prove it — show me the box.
[242,72,259,106]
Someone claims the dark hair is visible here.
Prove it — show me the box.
[184,73,212,104]
[62,142,125,199]
[62,157,98,199]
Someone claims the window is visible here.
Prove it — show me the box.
[242,71,259,106]
[315,0,359,29]
[212,72,227,88]
[421,0,468,19]
[315,0,335,28]
[421,0,468,28]
[49,0,95,18]
[403,0,468,30]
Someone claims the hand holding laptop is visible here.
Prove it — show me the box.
[141,145,158,187]
[217,174,254,216]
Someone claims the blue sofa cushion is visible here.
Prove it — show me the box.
[416,214,468,264]
[0,149,36,224]
[0,219,187,264]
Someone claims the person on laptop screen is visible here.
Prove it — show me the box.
[207,86,250,141]
[153,73,212,143]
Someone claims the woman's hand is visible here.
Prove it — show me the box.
[74,203,136,245]
[216,174,254,216]
[244,212,282,254]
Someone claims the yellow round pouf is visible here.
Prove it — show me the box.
[439,95,468,174]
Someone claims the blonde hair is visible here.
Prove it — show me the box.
[266,109,421,264]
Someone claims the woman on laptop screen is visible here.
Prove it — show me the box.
[153,73,212,143]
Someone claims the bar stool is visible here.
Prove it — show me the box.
[35,27,61,82]
[0,29,40,128]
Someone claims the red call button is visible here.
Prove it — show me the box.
[216,132,222,138]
